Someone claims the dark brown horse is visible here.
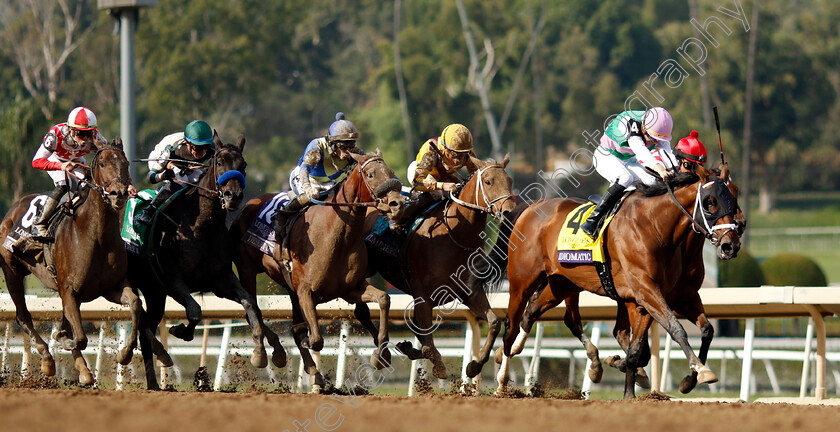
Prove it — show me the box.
[360,155,516,379]
[486,165,741,398]
[230,150,404,392]
[0,141,140,385]
[130,134,281,390]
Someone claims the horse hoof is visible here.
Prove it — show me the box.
[697,368,718,385]
[78,371,94,386]
[603,355,621,369]
[310,385,322,394]
[40,358,56,376]
[300,337,311,350]
[679,375,698,394]
[62,339,76,351]
[370,348,391,370]
[117,348,134,366]
[156,351,174,368]
[52,330,68,342]
[310,338,324,352]
[251,349,269,368]
[635,367,651,389]
[494,347,504,364]
[431,363,447,380]
[271,349,287,368]
[169,324,194,342]
[466,361,483,378]
[589,362,604,383]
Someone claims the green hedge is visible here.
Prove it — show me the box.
[719,249,765,287]
[759,253,828,286]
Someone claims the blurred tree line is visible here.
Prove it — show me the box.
[0,0,838,216]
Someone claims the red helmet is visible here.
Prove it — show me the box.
[674,130,707,164]
[67,107,98,131]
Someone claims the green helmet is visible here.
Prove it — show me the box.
[184,120,214,146]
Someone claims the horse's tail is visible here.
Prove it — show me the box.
[470,201,531,294]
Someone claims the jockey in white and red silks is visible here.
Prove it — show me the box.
[30,107,109,239]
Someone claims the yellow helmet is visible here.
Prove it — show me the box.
[440,124,473,152]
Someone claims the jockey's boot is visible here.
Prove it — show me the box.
[32,197,60,240]
[581,183,626,238]
[136,184,175,227]
[392,191,435,234]
[272,193,311,236]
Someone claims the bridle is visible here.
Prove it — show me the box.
[309,155,400,209]
[447,165,513,219]
[79,145,130,200]
[665,178,737,246]
[174,145,246,198]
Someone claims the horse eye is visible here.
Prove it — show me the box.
[367,171,374,179]
[99,162,105,168]
[484,179,491,186]
[704,197,717,210]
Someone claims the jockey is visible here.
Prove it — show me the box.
[135,120,216,226]
[29,107,111,239]
[273,112,363,234]
[674,130,708,172]
[398,123,479,225]
[580,107,678,238]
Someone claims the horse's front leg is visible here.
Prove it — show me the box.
[605,302,651,389]
[561,293,603,384]
[297,289,323,351]
[166,279,202,342]
[289,309,324,393]
[635,279,717,391]
[58,288,93,386]
[396,297,446,379]
[674,291,716,393]
[344,283,391,370]
[461,289,500,379]
[102,279,142,365]
[236,256,287,368]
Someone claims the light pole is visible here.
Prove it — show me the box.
[97,1,158,182]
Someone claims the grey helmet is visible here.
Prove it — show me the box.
[327,112,360,147]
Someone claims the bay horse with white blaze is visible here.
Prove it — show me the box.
[0,140,141,385]
[231,150,404,392]
[485,165,741,398]
[131,133,283,390]
[360,154,516,379]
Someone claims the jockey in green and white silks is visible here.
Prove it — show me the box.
[274,112,363,235]
[581,107,678,238]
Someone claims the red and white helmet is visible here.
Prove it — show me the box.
[67,107,98,131]
[642,107,673,142]
[674,130,707,164]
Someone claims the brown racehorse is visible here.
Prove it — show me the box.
[485,165,741,398]
[130,134,279,390]
[360,155,516,379]
[230,150,404,393]
[0,140,141,385]
[495,164,747,395]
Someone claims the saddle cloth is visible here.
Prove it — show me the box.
[122,188,186,257]
[243,192,290,257]
[3,193,74,253]
[555,192,630,264]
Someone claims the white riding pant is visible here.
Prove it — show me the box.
[593,148,659,188]
[289,165,337,197]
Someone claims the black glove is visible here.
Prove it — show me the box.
[160,169,175,181]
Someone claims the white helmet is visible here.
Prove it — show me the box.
[67,107,98,131]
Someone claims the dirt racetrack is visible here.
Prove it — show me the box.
[1,388,839,432]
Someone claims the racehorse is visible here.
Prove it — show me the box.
[485,165,741,398]
[230,150,404,392]
[131,133,281,390]
[0,140,140,385]
[361,155,516,379]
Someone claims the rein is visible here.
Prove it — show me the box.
[309,156,393,208]
[170,146,245,198]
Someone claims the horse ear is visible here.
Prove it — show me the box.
[350,152,365,164]
[213,129,222,148]
[236,135,246,152]
[501,153,510,168]
[469,154,483,168]
[375,148,382,157]
[696,164,710,182]
[718,163,730,182]
[111,137,123,150]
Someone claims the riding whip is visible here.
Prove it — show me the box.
[713,106,725,165]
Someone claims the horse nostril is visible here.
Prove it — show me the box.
[389,200,400,208]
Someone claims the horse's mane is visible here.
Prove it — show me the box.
[634,171,699,197]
